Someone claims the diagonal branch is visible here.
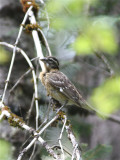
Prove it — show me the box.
[62,114,82,160]
[37,28,52,56]
[1,6,33,104]
[95,51,114,76]
[0,103,61,160]
[0,42,39,129]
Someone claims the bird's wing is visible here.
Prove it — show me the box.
[47,71,83,106]
[47,71,105,118]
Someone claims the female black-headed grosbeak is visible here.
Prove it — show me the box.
[40,56,102,116]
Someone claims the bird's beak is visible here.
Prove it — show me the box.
[40,57,48,62]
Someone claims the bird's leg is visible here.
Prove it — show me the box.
[49,97,54,107]
[56,100,68,113]
[49,98,61,110]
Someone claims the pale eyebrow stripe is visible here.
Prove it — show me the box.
[50,58,59,66]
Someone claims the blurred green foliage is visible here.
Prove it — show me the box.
[46,0,96,30]
[0,139,13,160]
[91,76,120,114]
[73,23,117,55]
[46,0,118,55]
[0,47,10,65]
[83,144,112,160]
[47,0,97,17]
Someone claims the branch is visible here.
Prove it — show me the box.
[28,9,45,71]
[18,114,60,160]
[62,114,82,160]
[95,51,114,76]
[0,42,39,129]
[107,114,120,124]
[37,28,52,56]
[0,102,61,160]
[9,69,32,93]
[1,6,33,104]
[58,115,67,160]
[90,111,120,125]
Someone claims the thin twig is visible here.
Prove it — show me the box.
[0,103,61,160]
[9,69,32,93]
[29,142,37,160]
[90,111,120,125]
[1,50,16,103]
[45,8,50,32]
[37,28,52,56]
[0,42,39,130]
[95,51,114,76]
[16,6,33,45]
[1,6,33,104]
[62,114,82,160]
[39,114,59,135]
[58,115,67,160]
[26,93,35,125]
[18,114,60,160]
[107,114,120,124]
[39,0,50,32]
[38,101,51,130]
[28,10,45,71]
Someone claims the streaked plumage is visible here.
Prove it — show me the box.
[40,56,103,116]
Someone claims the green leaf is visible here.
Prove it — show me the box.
[0,47,10,64]
[73,22,117,55]
[83,144,112,160]
[47,0,96,15]
[46,0,97,30]
[73,35,93,54]
[80,143,88,151]
[0,139,13,160]
[90,76,120,114]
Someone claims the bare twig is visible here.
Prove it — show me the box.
[39,0,50,31]
[28,10,45,71]
[0,42,39,130]
[18,114,60,160]
[1,49,16,103]
[62,114,82,160]
[39,114,59,134]
[16,6,33,45]
[26,93,35,125]
[29,142,37,160]
[9,69,32,93]
[1,6,33,104]
[90,111,120,125]
[107,114,120,124]
[45,8,50,32]
[95,51,114,76]
[38,101,52,130]
[58,115,67,160]
[0,103,61,160]
[37,28,52,56]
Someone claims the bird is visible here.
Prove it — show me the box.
[39,56,103,117]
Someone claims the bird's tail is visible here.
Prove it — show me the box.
[80,99,105,118]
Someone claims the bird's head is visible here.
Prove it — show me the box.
[40,56,59,72]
